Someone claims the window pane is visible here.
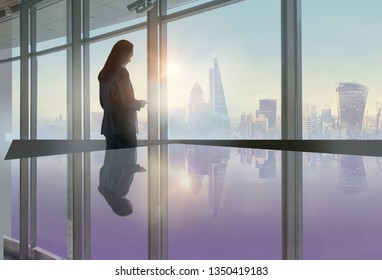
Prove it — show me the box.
[89,0,146,38]
[11,60,20,140]
[0,60,19,258]
[302,0,382,139]
[37,51,67,139]
[36,0,67,52]
[11,61,20,242]
[89,31,147,139]
[167,0,214,14]
[167,0,281,139]
[0,16,20,59]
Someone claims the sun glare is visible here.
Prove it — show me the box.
[166,58,190,109]
[166,61,181,77]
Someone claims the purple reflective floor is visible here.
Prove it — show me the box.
[10,145,382,260]
[303,154,382,259]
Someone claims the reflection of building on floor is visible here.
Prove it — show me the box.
[169,144,187,170]
[320,154,336,169]
[185,146,230,218]
[304,153,336,173]
[339,155,367,193]
[239,148,254,164]
[239,148,276,179]
[255,150,276,179]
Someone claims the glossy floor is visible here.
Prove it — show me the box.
[4,145,382,259]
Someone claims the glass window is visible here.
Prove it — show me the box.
[11,158,20,242]
[10,61,20,244]
[0,60,19,258]
[37,51,67,139]
[36,0,67,52]
[166,0,281,139]
[89,30,147,139]
[167,0,214,14]
[302,0,382,139]
[0,16,20,59]
[11,60,20,140]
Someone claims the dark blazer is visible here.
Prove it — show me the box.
[98,148,143,216]
[99,66,142,135]
[99,148,139,197]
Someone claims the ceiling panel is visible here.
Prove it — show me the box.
[0,0,212,54]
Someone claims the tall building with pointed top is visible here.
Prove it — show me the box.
[208,58,231,137]
[209,58,229,117]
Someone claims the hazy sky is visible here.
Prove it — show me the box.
[8,0,382,123]
[302,0,382,116]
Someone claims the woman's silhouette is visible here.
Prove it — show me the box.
[98,40,146,149]
[98,148,146,216]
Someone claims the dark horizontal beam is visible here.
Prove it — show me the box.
[4,139,382,160]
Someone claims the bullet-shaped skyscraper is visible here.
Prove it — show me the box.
[336,82,368,138]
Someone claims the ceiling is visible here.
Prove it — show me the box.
[0,0,19,10]
[0,0,198,54]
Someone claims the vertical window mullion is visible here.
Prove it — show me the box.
[281,0,303,260]
[147,1,161,260]
[159,0,169,260]
[70,0,83,260]
[19,0,30,260]
[83,0,92,260]
[29,2,37,251]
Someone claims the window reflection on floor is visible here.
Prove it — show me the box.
[8,145,382,260]
[304,154,382,259]
[168,145,282,260]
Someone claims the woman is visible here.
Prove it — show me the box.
[98,40,146,149]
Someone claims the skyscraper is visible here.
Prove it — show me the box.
[209,58,231,137]
[187,82,209,137]
[209,58,229,117]
[256,99,277,129]
[240,112,254,139]
[187,58,231,138]
[336,82,368,138]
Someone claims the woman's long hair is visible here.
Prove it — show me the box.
[98,40,134,82]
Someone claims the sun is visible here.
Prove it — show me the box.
[164,58,189,109]
[166,60,181,78]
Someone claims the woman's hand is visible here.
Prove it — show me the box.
[139,100,147,108]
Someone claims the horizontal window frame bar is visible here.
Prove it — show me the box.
[5,139,382,160]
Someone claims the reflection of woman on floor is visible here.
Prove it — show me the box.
[98,148,145,216]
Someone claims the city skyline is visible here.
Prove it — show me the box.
[4,0,382,140]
